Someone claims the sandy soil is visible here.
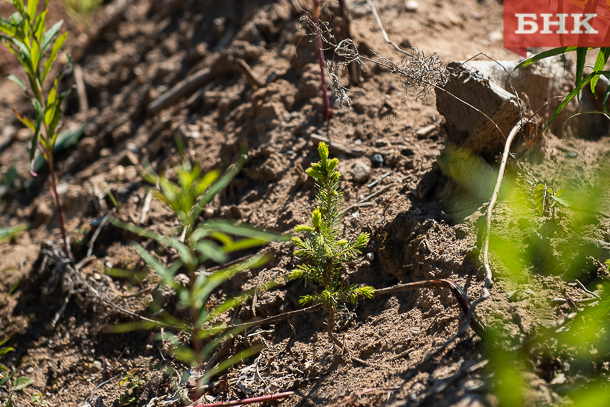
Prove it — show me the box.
[1,0,610,406]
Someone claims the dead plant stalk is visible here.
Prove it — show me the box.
[313,0,331,120]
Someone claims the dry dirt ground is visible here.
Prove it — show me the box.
[1,0,610,406]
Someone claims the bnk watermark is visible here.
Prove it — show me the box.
[504,1,610,56]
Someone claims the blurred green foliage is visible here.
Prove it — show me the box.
[441,144,610,405]
[62,0,103,25]
[109,146,286,390]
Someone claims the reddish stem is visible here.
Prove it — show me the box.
[313,0,331,121]
[47,156,72,260]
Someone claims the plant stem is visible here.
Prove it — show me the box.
[188,260,204,401]
[47,156,71,260]
[326,309,343,348]
[313,0,331,121]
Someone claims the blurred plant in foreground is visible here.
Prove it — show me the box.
[109,144,286,398]
[441,145,610,406]
[62,0,102,27]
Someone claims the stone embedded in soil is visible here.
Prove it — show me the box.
[350,161,371,182]
[435,61,522,161]
[416,124,437,138]
[462,56,604,138]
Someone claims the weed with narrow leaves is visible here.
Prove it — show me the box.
[0,339,34,407]
[517,47,610,131]
[0,0,72,259]
[110,146,286,397]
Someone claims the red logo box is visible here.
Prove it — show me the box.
[504,0,610,56]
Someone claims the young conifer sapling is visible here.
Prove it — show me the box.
[291,142,374,347]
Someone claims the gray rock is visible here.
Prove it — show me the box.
[350,161,371,182]
[435,61,522,161]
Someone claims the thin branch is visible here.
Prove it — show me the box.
[313,0,331,120]
[482,119,527,285]
[365,0,414,57]
[192,391,294,407]
[341,185,392,214]
[227,304,323,330]
[375,279,485,337]
[87,214,109,258]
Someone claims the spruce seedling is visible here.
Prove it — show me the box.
[1,0,72,259]
[291,142,374,347]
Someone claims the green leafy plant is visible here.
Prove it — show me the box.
[0,151,27,248]
[0,339,34,407]
[118,371,145,406]
[30,392,48,406]
[533,180,566,217]
[109,149,286,395]
[291,142,374,347]
[0,0,72,259]
[0,225,27,245]
[62,0,103,27]
[516,47,610,132]
[455,156,610,405]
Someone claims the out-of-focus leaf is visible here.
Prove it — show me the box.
[0,224,27,244]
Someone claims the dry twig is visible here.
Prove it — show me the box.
[192,391,294,407]
[236,58,265,88]
[74,64,89,114]
[149,65,222,113]
[365,0,413,57]
[341,185,392,214]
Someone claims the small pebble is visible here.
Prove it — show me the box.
[370,153,384,167]
[89,360,102,373]
[354,139,362,146]
[2,125,16,142]
[566,151,578,159]
[127,142,138,153]
[56,182,69,195]
[416,124,436,138]
[367,252,375,261]
[405,0,418,12]
[350,161,371,182]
